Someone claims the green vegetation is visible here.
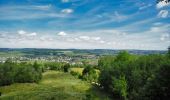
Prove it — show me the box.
[0,71,110,100]
[82,66,98,83]
[0,48,169,100]
[44,62,66,71]
[63,64,70,72]
[0,51,26,57]
[98,51,170,100]
[70,68,84,75]
[70,67,100,83]
[0,60,42,86]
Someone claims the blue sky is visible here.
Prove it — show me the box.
[0,0,170,50]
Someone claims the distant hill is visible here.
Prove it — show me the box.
[0,48,167,57]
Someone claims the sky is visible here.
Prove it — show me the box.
[0,0,170,50]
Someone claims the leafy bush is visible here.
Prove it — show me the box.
[82,66,98,82]
[44,62,65,71]
[70,71,81,78]
[141,60,170,100]
[0,60,42,86]
[98,50,169,100]
[63,63,70,72]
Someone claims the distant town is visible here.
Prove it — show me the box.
[0,48,166,64]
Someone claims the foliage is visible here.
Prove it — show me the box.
[98,55,115,70]
[44,62,65,71]
[141,60,170,100]
[0,59,42,86]
[70,68,84,75]
[70,71,81,78]
[99,65,128,99]
[63,63,70,72]
[115,51,132,62]
[98,50,170,100]
[82,66,98,82]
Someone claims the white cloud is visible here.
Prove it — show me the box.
[27,32,37,36]
[67,36,101,42]
[66,37,81,42]
[0,33,6,38]
[156,0,170,9]
[18,30,26,35]
[61,9,74,14]
[1,26,170,50]
[153,22,163,26]
[157,10,169,18]
[107,42,111,45]
[33,5,52,10]
[139,4,152,10]
[61,0,70,3]
[40,36,53,41]
[150,27,162,32]
[58,31,67,36]
[0,5,70,20]
[79,36,90,41]
[160,33,170,41]
[74,38,81,41]
[113,11,128,22]
[78,36,101,42]
[91,37,101,41]
[149,25,170,34]
[40,37,46,41]
[99,40,105,44]
[17,30,37,39]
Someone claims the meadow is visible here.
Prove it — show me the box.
[0,71,110,100]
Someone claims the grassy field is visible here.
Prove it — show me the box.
[70,68,100,75]
[0,71,110,100]
[70,68,84,75]
[0,51,26,57]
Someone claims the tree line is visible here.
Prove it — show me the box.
[0,60,42,86]
[98,48,170,100]
[0,60,73,86]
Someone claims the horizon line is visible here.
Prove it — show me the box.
[0,47,167,51]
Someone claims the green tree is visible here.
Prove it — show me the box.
[115,51,132,62]
[113,76,127,100]
[0,60,43,86]
[141,60,170,100]
[63,63,70,72]
[98,56,115,70]
[82,66,98,82]
[0,59,15,86]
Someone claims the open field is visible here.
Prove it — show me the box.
[0,71,110,100]
[70,68,100,75]
[70,68,84,75]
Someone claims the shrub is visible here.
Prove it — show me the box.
[141,60,170,100]
[0,60,15,86]
[82,66,98,82]
[0,60,42,86]
[98,50,169,100]
[44,62,65,71]
[70,71,81,78]
[63,63,70,72]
